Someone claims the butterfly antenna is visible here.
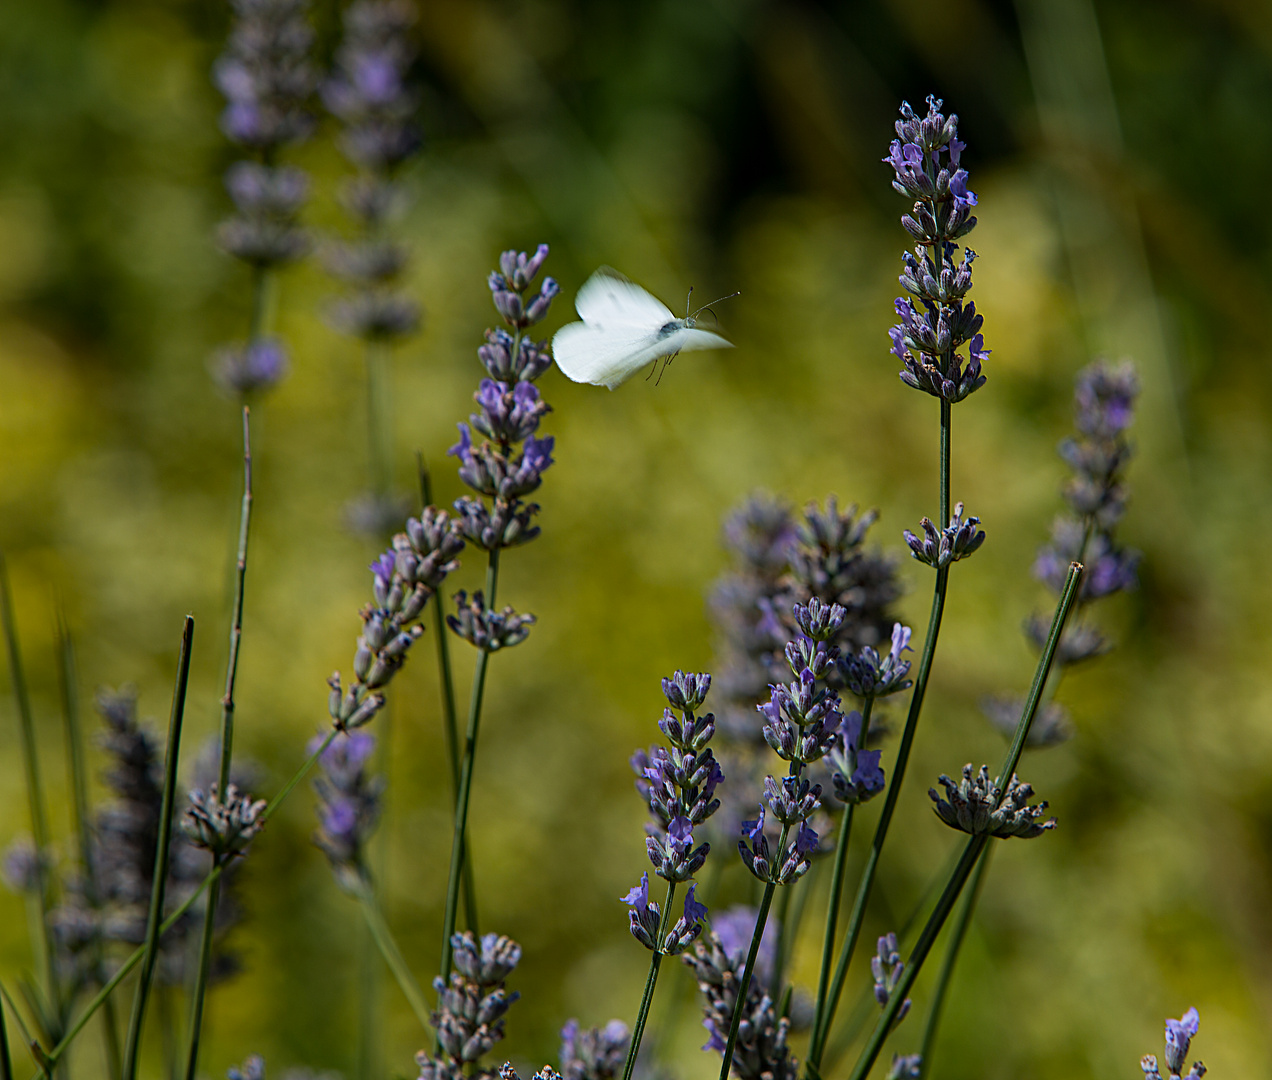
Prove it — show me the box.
[690,290,741,320]
[684,285,695,319]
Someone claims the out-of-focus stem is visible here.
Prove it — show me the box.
[354,883,432,1033]
[122,617,194,1080]
[0,556,56,1006]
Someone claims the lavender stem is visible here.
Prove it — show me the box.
[716,828,790,1080]
[915,842,992,1078]
[353,883,433,1032]
[619,878,678,1080]
[438,547,500,985]
[122,617,193,1080]
[848,563,1084,1080]
[417,455,479,934]
[0,555,56,1007]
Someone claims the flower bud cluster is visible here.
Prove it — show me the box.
[418,933,522,1080]
[311,731,383,884]
[928,764,1057,839]
[828,710,885,805]
[620,873,708,955]
[228,1057,266,1080]
[450,246,558,553]
[327,509,464,731]
[181,784,267,861]
[737,803,818,885]
[759,604,849,768]
[884,97,988,404]
[631,672,722,884]
[559,1019,630,1080]
[889,1055,923,1080]
[1142,1008,1206,1080]
[210,0,316,397]
[984,361,1141,747]
[323,2,424,343]
[903,502,985,569]
[843,622,913,699]
[447,591,536,652]
[871,932,911,1028]
[683,929,799,1080]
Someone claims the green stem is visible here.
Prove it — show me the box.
[768,875,795,1002]
[122,617,194,1080]
[55,613,122,1080]
[916,844,992,1078]
[808,563,949,1069]
[846,836,988,1080]
[0,987,13,1080]
[218,407,254,795]
[850,562,1083,1080]
[418,456,479,934]
[619,879,677,1080]
[354,883,433,1034]
[0,556,56,1006]
[811,796,856,1051]
[180,868,222,1080]
[717,838,787,1080]
[264,730,337,819]
[438,548,501,984]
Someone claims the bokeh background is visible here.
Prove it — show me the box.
[1,0,1270,1077]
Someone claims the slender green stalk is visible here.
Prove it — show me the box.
[0,984,44,1077]
[847,563,1083,1080]
[618,879,677,1080]
[355,912,378,1080]
[0,556,57,1006]
[218,406,254,794]
[846,836,988,1080]
[807,566,948,1069]
[811,801,855,1045]
[264,730,337,819]
[181,411,254,1080]
[437,548,500,983]
[716,839,788,1080]
[0,986,13,1080]
[121,617,193,1080]
[180,869,221,1080]
[417,456,478,934]
[353,883,434,1032]
[916,844,991,1077]
[55,613,122,1080]
[768,874,796,1001]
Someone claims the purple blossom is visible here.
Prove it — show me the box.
[1164,1008,1199,1073]
[742,804,766,843]
[682,883,708,926]
[794,820,818,855]
[668,816,694,856]
[620,872,650,911]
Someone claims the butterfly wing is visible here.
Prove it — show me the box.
[666,327,733,354]
[573,268,675,330]
[553,321,667,389]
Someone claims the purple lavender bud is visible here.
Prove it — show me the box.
[929,764,1057,839]
[1164,1009,1199,1074]
[2,840,41,894]
[228,1057,266,1080]
[559,1019,630,1080]
[329,291,421,340]
[522,277,560,325]
[792,598,847,642]
[621,872,662,951]
[888,1054,923,1080]
[903,503,985,570]
[871,932,911,1027]
[446,590,536,652]
[662,670,712,712]
[211,339,290,397]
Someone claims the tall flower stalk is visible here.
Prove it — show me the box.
[806,97,987,1072]
[437,246,558,984]
[915,360,1142,1076]
[619,672,719,1080]
[323,0,424,535]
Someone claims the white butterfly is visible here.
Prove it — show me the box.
[552,268,735,389]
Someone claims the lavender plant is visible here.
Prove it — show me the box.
[1142,1009,1206,1080]
[323,0,424,534]
[437,245,558,984]
[618,671,719,1080]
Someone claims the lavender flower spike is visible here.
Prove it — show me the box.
[1142,1007,1205,1080]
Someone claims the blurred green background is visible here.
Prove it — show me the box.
[0,0,1270,1077]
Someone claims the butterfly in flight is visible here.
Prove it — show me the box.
[552,268,736,389]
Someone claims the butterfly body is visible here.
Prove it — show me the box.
[552,269,733,389]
